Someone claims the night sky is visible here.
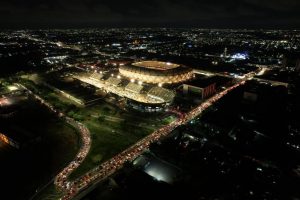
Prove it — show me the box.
[0,0,299,29]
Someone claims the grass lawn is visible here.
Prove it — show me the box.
[19,76,176,181]
[69,110,164,179]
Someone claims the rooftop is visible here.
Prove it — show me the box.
[125,82,144,94]
[106,77,122,86]
[183,74,217,88]
[147,87,175,102]
[133,154,182,184]
[132,61,180,71]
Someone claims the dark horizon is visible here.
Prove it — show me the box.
[2,22,300,30]
[1,0,300,29]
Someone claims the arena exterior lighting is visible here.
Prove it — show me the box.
[119,61,193,84]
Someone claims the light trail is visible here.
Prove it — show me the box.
[58,79,246,200]
[16,84,91,197]
[20,67,261,200]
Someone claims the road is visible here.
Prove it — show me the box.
[18,68,258,200]
[15,83,92,199]
[57,78,247,200]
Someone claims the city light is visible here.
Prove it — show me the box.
[231,53,249,60]
[0,133,10,144]
[1,27,293,200]
[8,85,19,91]
[56,77,248,200]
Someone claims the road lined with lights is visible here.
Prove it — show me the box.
[19,68,257,200]
[58,78,246,200]
[16,83,92,197]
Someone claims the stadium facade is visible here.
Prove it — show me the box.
[119,61,193,84]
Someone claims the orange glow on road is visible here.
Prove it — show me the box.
[57,79,247,200]
[0,133,10,144]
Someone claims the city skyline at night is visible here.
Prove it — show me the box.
[0,1,299,200]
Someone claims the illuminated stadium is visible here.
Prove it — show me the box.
[119,61,193,84]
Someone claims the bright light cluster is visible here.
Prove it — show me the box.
[119,61,194,84]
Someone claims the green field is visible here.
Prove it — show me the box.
[19,75,175,180]
[64,100,172,179]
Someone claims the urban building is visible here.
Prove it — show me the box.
[181,75,216,99]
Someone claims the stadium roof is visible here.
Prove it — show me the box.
[119,60,193,84]
[132,61,180,71]
[121,62,191,76]
[106,77,122,86]
[147,87,175,103]
[125,82,144,94]
[90,72,103,80]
